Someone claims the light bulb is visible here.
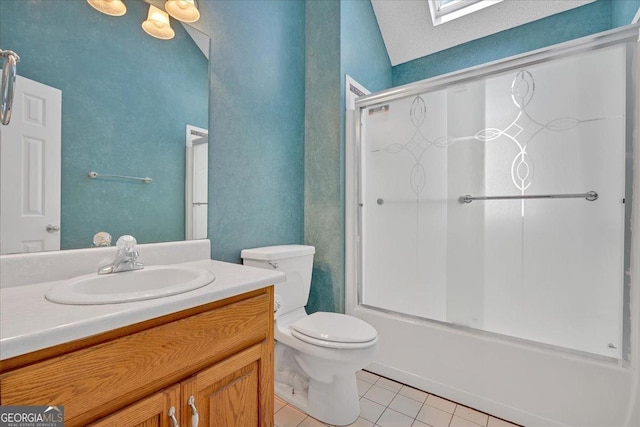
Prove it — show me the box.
[164,0,200,23]
[142,5,175,40]
[87,0,127,17]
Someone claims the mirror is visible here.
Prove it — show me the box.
[0,0,209,253]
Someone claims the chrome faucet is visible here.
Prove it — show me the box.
[98,235,144,275]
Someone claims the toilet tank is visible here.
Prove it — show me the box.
[241,245,315,316]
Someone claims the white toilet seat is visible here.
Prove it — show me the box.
[290,329,378,349]
[290,312,378,349]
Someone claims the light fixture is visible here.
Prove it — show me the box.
[142,4,175,40]
[87,0,127,17]
[164,0,200,23]
[87,0,197,41]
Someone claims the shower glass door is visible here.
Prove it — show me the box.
[358,41,632,359]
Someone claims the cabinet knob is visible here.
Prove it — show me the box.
[168,406,179,427]
[188,396,199,427]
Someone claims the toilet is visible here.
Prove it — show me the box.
[241,245,378,426]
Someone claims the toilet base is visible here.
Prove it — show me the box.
[275,375,360,426]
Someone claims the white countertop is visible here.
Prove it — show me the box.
[0,259,285,360]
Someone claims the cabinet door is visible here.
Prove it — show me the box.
[88,385,180,427]
[182,343,273,427]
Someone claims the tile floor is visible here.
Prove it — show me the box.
[274,370,521,427]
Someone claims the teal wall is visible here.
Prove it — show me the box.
[199,1,306,263]
[0,0,207,249]
[340,0,393,97]
[304,0,342,313]
[304,0,392,314]
[393,0,615,86]
[612,0,640,27]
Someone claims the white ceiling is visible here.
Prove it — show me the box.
[371,0,597,66]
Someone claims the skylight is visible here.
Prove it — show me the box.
[428,0,503,26]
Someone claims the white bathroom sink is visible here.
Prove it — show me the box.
[45,265,216,305]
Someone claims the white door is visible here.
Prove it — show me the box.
[0,75,62,254]
[185,125,208,240]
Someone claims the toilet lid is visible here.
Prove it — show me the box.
[290,312,377,344]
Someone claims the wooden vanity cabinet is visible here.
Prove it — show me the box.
[0,287,275,427]
[87,385,181,427]
[181,343,269,426]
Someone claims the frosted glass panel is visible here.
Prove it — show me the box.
[360,44,628,358]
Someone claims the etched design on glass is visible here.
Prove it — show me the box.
[374,70,606,211]
[475,70,604,213]
[374,95,456,195]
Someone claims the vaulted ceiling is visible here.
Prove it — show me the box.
[371,0,597,66]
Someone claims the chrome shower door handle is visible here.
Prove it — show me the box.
[0,49,20,126]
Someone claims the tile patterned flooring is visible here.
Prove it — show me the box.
[274,370,520,427]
